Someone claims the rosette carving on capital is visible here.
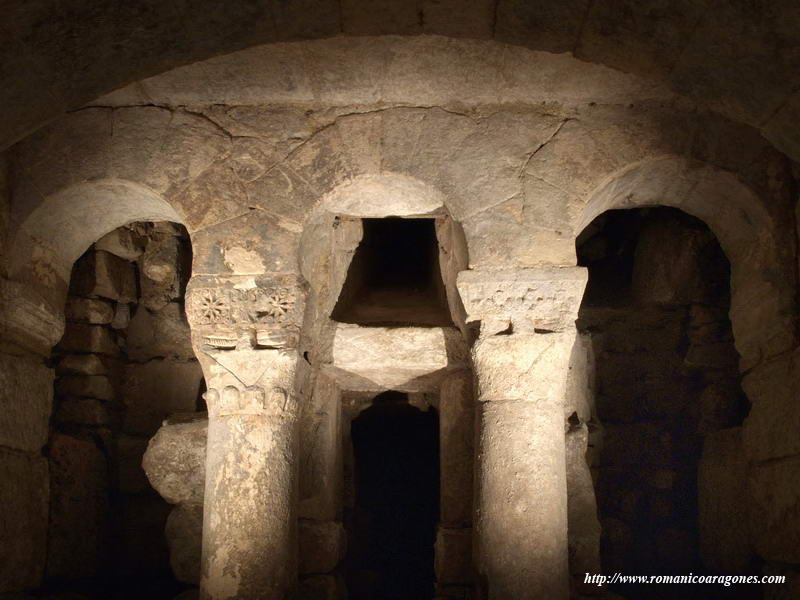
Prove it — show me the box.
[186,275,306,345]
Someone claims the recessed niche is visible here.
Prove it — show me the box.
[332,217,454,326]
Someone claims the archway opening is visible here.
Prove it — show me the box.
[332,217,453,327]
[346,391,440,600]
[46,220,201,599]
[576,207,751,600]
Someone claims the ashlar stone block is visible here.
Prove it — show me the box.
[326,324,468,392]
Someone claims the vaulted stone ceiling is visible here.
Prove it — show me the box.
[2,0,799,161]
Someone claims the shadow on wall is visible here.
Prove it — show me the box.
[577,207,753,600]
[45,221,203,600]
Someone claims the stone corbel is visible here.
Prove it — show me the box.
[456,267,588,336]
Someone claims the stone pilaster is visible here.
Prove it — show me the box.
[457,267,587,600]
[187,275,309,600]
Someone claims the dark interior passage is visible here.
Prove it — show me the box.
[332,218,453,326]
[577,207,751,600]
[346,392,440,600]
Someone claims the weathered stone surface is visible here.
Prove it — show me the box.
[565,424,601,575]
[64,298,114,324]
[698,428,753,572]
[165,503,203,585]
[95,227,145,261]
[0,278,65,356]
[0,448,48,593]
[126,303,195,361]
[439,372,474,527]
[748,455,800,564]
[54,397,120,428]
[70,250,137,303]
[143,414,207,505]
[55,375,114,401]
[435,527,472,584]
[123,360,203,436]
[299,375,341,522]
[742,349,800,462]
[298,520,346,575]
[140,234,183,311]
[0,353,52,452]
[326,325,468,392]
[565,332,595,424]
[472,331,578,402]
[56,354,119,376]
[457,268,588,334]
[110,302,130,329]
[57,323,120,356]
[474,397,569,599]
[47,433,109,580]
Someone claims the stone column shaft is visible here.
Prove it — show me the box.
[458,268,587,600]
[187,276,308,600]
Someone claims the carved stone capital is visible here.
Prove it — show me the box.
[199,347,310,418]
[186,274,306,346]
[456,267,587,334]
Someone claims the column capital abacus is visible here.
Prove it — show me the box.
[456,267,587,335]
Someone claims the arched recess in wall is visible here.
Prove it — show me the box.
[299,172,470,338]
[577,156,796,371]
[296,173,475,599]
[9,179,184,302]
[7,178,204,598]
[573,156,797,597]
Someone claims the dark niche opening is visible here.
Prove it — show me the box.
[346,391,440,600]
[332,218,453,326]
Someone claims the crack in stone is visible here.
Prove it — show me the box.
[517,118,572,180]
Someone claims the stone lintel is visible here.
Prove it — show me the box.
[325,324,469,392]
[456,267,588,334]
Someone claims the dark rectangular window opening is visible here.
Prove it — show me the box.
[331,217,454,326]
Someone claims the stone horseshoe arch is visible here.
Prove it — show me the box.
[577,156,796,370]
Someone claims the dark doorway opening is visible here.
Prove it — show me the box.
[332,218,453,326]
[346,392,440,600]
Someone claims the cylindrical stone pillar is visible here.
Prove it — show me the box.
[186,275,308,600]
[472,333,574,599]
[457,267,588,600]
[201,384,299,600]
